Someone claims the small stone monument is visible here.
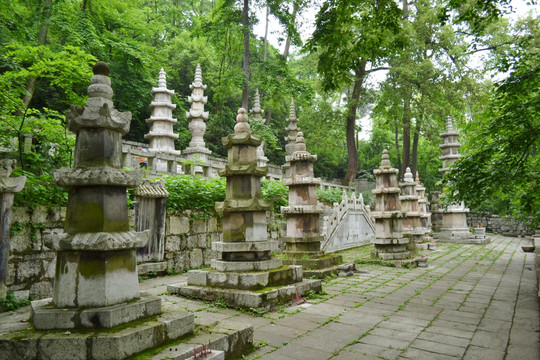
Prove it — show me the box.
[169,109,321,309]
[438,117,476,241]
[6,62,196,359]
[183,64,212,175]
[250,89,268,167]
[145,68,181,173]
[415,172,432,241]
[0,159,26,299]
[399,167,422,250]
[371,150,411,262]
[283,99,299,178]
[281,132,342,278]
[430,190,443,232]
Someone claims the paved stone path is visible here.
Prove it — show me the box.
[141,235,539,360]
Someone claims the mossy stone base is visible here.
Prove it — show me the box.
[282,254,342,270]
[0,309,194,360]
[168,279,322,310]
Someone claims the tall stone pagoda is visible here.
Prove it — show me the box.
[18,62,195,358]
[371,150,411,261]
[251,89,268,167]
[415,172,432,239]
[183,64,211,175]
[438,117,472,240]
[281,132,342,278]
[399,167,422,249]
[169,109,321,309]
[283,99,299,178]
[145,68,180,172]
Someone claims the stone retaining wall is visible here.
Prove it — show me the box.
[7,207,283,300]
[467,213,532,236]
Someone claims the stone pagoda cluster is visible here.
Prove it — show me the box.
[371,150,411,261]
[437,117,473,241]
[145,68,180,172]
[399,167,422,250]
[283,99,300,178]
[183,64,211,175]
[0,159,26,299]
[281,132,342,278]
[5,62,196,359]
[169,108,321,309]
[250,89,268,167]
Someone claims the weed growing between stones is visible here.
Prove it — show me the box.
[0,291,30,311]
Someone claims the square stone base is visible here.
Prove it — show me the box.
[167,279,322,310]
[1,309,194,360]
[282,254,343,279]
[31,294,162,330]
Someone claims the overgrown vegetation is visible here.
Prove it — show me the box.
[0,291,30,311]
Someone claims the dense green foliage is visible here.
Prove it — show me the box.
[1,0,537,226]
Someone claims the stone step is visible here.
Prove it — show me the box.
[151,319,253,360]
[0,309,194,360]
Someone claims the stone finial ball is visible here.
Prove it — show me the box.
[93,61,110,76]
[234,108,250,133]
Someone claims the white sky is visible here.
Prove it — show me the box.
[252,0,538,140]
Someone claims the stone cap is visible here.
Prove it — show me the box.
[281,204,325,214]
[54,166,141,188]
[215,198,272,213]
[44,229,149,251]
[189,64,207,90]
[282,176,321,186]
[0,159,26,193]
[135,179,169,198]
[218,163,268,177]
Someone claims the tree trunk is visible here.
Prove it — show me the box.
[263,6,269,62]
[394,122,401,175]
[344,59,367,186]
[241,0,250,110]
[401,90,411,178]
[411,115,421,178]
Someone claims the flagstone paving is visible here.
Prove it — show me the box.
[2,235,536,359]
[139,235,539,359]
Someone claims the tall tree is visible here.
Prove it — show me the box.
[305,0,402,185]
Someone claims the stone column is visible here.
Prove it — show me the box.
[281,133,342,277]
[44,62,147,309]
[438,117,471,239]
[145,68,181,173]
[430,190,443,233]
[135,179,169,262]
[371,150,410,261]
[250,89,268,167]
[415,172,432,239]
[183,64,211,175]
[0,160,26,299]
[399,167,422,249]
[283,99,299,178]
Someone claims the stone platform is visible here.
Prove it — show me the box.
[0,308,194,360]
[168,278,321,310]
[282,254,343,279]
[433,232,491,245]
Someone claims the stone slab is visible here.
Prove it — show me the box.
[1,309,194,360]
[211,258,282,272]
[31,294,162,330]
[168,279,322,310]
[138,261,168,275]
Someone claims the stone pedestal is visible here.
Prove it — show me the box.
[430,191,443,233]
[170,109,321,309]
[145,68,181,173]
[0,159,26,299]
[399,167,422,251]
[281,133,342,278]
[415,173,432,241]
[371,150,411,262]
[183,64,212,176]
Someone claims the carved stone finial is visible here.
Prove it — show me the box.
[380,149,391,169]
[289,99,297,120]
[194,64,203,84]
[404,167,414,182]
[234,108,250,133]
[251,89,263,120]
[415,171,420,184]
[158,68,167,88]
[295,132,306,152]
[445,116,454,132]
[93,61,110,76]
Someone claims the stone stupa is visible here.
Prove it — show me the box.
[168,108,321,309]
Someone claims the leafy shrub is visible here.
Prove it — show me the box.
[0,291,30,311]
[162,175,226,219]
[13,171,68,210]
[317,187,344,206]
[261,179,288,213]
